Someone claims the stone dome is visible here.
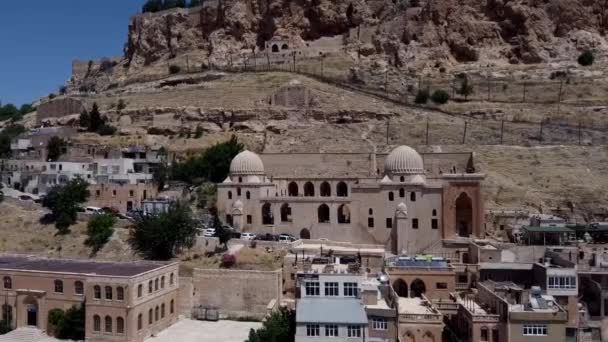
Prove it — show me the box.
[230,150,265,176]
[384,146,424,175]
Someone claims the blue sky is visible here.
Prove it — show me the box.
[0,1,143,106]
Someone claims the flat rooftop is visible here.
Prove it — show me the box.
[0,255,172,277]
[398,297,437,315]
[297,298,368,324]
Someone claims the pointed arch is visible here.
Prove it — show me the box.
[393,279,408,297]
[318,204,330,223]
[262,203,274,225]
[288,182,299,196]
[304,182,315,197]
[410,279,426,298]
[337,204,351,224]
[320,182,331,197]
[456,192,473,237]
[336,182,348,197]
[281,203,292,222]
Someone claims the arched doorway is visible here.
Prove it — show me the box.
[272,44,279,52]
[393,279,408,297]
[410,279,426,298]
[320,182,331,197]
[300,228,311,239]
[288,182,299,197]
[422,331,435,342]
[455,193,473,237]
[23,296,38,327]
[304,182,315,197]
[337,204,351,224]
[318,204,330,223]
[280,203,292,222]
[281,44,289,50]
[403,331,415,342]
[262,203,274,225]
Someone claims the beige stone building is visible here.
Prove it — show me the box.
[0,254,179,342]
[217,146,485,254]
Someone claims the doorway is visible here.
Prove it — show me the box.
[27,306,37,327]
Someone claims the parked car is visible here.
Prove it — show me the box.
[241,232,257,240]
[19,195,33,201]
[279,234,296,243]
[256,233,278,241]
[202,228,216,237]
[85,206,103,214]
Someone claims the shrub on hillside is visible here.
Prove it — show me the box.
[414,89,429,104]
[85,213,116,253]
[431,90,450,104]
[578,51,594,66]
[42,178,90,234]
[169,64,181,74]
[47,136,67,162]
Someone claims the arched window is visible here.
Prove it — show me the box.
[105,286,113,300]
[399,188,405,198]
[369,208,373,215]
[320,182,331,197]
[74,281,83,295]
[155,278,159,291]
[116,317,124,334]
[170,273,174,286]
[137,284,143,297]
[272,44,279,53]
[228,191,232,199]
[148,309,153,324]
[3,277,11,289]
[237,188,241,196]
[432,209,437,216]
[93,315,101,332]
[117,287,124,301]
[336,182,348,197]
[105,315,112,332]
[170,299,175,314]
[318,204,330,223]
[262,203,274,225]
[280,203,292,222]
[238,177,243,183]
[54,280,63,293]
[246,191,250,200]
[281,44,289,50]
[137,314,142,330]
[155,306,159,321]
[400,176,405,182]
[161,276,165,289]
[148,280,153,293]
[410,192,416,202]
[304,182,315,197]
[288,182,299,196]
[337,204,351,224]
[161,303,165,318]
[388,192,394,201]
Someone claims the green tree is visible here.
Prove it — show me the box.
[47,308,65,336]
[246,307,295,342]
[457,77,474,100]
[414,89,429,104]
[88,103,104,133]
[142,0,163,12]
[430,89,450,104]
[19,104,35,115]
[42,178,90,234]
[0,124,25,158]
[578,50,594,66]
[97,124,117,136]
[129,202,198,260]
[0,103,19,121]
[47,136,67,162]
[79,109,90,129]
[55,305,85,340]
[85,213,116,253]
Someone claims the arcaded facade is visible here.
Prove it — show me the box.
[217,146,485,254]
[0,255,178,342]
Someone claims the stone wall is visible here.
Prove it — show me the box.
[190,268,282,319]
[37,97,85,124]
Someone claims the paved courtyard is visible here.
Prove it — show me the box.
[146,319,262,342]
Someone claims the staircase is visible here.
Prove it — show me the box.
[0,327,63,342]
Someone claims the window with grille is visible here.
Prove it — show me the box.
[325,324,338,337]
[324,282,339,296]
[305,282,320,296]
[306,324,320,337]
[523,324,547,336]
[372,318,387,330]
[344,282,358,297]
[348,325,362,337]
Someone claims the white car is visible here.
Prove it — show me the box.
[202,228,216,237]
[241,233,257,240]
[279,234,295,243]
[85,206,103,214]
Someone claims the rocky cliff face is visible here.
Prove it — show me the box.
[121,0,607,70]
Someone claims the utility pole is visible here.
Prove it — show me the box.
[462,121,468,145]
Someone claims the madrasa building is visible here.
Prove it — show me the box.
[216,146,485,254]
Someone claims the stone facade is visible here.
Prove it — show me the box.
[0,254,179,342]
[37,97,85,124]
[88,182,158,213]
[189,268,282,319]
[217,146,485,253]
